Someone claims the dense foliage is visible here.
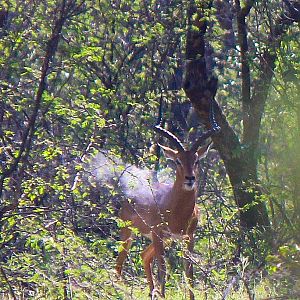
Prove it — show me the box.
[0,0,299,299]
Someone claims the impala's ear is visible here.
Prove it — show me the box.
[158,143,178,160]
[197,141,212,159]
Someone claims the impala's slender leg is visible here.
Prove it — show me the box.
[185,234,195,300]
[185,214,198,300]
[152,232,166,298]
[141,243,155,295]
[116,227,133,276]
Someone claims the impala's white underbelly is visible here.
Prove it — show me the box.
[143,231,186,242]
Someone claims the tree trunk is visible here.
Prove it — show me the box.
[183,15,270,229]
[293,89,300,224]
[184,59,269,228]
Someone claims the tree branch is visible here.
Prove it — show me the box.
[243,0,299,154]
[0,0,81,204]
[235,0,253,141]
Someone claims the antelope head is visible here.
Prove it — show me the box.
[155,125,213,191]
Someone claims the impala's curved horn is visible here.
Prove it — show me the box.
[154,124,185,152]
[190,100,221,153]
[190,129,216,153]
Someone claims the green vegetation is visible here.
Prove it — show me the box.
[0,0,299,299]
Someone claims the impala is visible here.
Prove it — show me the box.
[115,122,219,300]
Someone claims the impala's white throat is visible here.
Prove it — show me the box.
[183,181,196,191]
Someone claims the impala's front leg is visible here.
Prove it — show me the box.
[184,234,195,300]
[116,227,133,276]
[185,214,198,300]
[153,232,166,298]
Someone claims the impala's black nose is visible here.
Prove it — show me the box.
[184,176,196,190]
[185,176,195,181]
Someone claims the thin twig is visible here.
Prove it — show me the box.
[0,265,17,300]
[262,294,300,300]
[222,275,240,300]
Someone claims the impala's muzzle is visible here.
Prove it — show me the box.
[184,176,196,191]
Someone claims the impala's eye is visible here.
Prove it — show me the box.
[175,159,182,166]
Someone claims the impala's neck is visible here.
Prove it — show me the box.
[161,174,197,233]
[170,172,198,209]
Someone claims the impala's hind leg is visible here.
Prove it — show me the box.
[153,233,166,298]
[141,243,155,295]
[116,227,133,276]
